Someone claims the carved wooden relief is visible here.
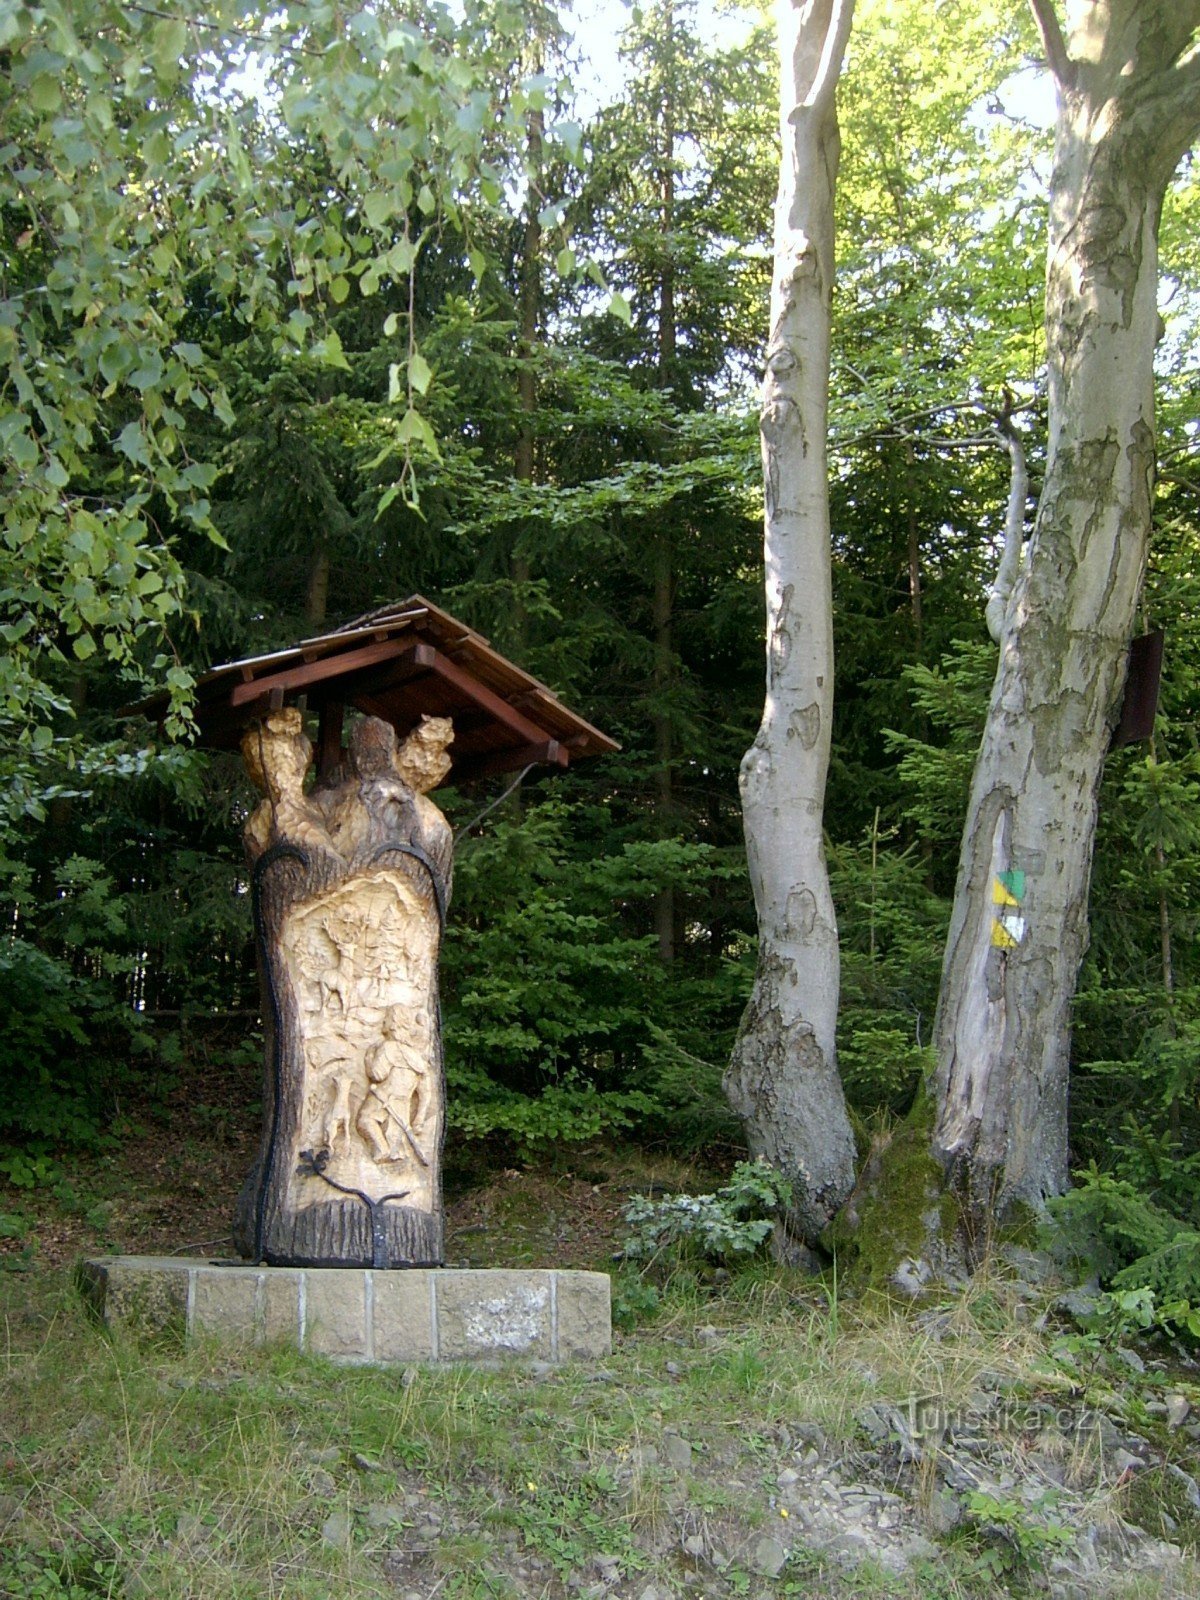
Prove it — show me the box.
[232,708,453,1268]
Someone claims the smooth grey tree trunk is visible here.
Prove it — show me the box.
[726,0,858,1243]
[932,0,1200,1224]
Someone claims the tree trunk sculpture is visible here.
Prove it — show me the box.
[233,709,454,1268]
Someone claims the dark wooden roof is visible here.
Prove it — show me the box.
[130,596,619,785]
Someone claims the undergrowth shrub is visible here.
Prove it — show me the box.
[0,937,147,1181]
[1045,1166,1200,1335]
[620,1158,792,1275]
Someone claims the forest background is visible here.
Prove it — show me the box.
[2,0,1199,1255]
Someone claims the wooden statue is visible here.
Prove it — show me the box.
[233,708,453,1268]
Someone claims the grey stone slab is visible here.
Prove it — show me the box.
[80,1259,611,1366]
[304,1269,369,1360]
[555,1270,612,1360]
[372,1270,435,1362]
[261,1270,303,1344]
[78,1256,190,1337]
[192,1267,258,1342]
[435,1269,553,1360]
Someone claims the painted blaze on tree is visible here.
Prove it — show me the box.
[931,0,1200,1225]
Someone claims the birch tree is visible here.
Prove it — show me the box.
[725,0,858,1242]
[932,0,1200,1222]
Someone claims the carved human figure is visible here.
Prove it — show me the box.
[242,708,337,862]
[356,1004,433,1167]
[397,714,454,793]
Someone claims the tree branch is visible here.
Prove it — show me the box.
[809,0,857,117]
[119,3,322,55]
[986,394,1029,644]
[1027,0,1074,90]
[1154,48,1200,172]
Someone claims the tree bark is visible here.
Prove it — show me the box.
[932,0,1200,1223]
[725,0,858,1242]
[306,542,330,630]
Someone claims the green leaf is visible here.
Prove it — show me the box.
[8,433,38,470]
[386,238,416,275]
[153,18,188,74]
[312,329,352,371]
[408,351,432,395]
[608,291,632,326]
[129,354,165,392]
[72,633,97,661]
[115,422,150,465]
[395,407,441,460]
[30,75,62,114]
[363,192,395,228]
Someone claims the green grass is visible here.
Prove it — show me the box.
[2,1192,1199,1598]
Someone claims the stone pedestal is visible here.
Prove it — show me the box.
[78,1259,612,1364]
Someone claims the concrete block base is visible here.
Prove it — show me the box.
[77,1258,611,1364]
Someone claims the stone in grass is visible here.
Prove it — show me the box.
[363,1503,407,1533]
[662,1433,693,1471]
[747,1534,788,1577]
[1166,1394,1191,1429]
[901,1534,940,1564]
[925,1487,963,1535]
[321,1510,353,1549]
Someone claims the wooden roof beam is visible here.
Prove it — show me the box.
[421,646,558,749]
[451,741,570,784]
[228,638,428,708]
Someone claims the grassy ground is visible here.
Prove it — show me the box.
[2,1106,1199,1599]
[1,1139,1199,1598]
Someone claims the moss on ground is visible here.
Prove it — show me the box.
[824,1092,957,1294]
